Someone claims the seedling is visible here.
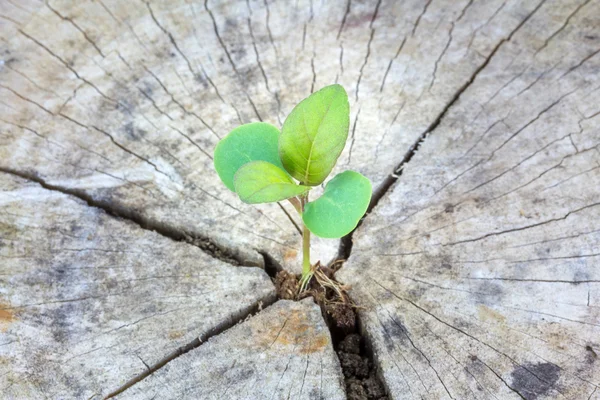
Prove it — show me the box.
[214,84,372,289]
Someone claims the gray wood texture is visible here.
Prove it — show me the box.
[1,0,599,398]
[0,0,545,272]
[0,172,275,399]
[115,299,345,399]
[338,0,600,398]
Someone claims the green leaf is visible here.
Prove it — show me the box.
[302,171,371,238]
[234,161,311,204]
[279,84,350,186]
[214,122,284,192]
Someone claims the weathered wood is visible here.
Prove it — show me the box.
[0,172,275,399]
[338,0,600,398]
[2,0,600,398]
[0,0,542,271]
[115,299,345,399]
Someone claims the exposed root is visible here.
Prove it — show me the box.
[328,258,347,272]
[299,270,314,293]
[311,263,351,303]
[299,262,358,332]
[274,261,359,331]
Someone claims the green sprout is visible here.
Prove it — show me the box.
[214,84,372,289]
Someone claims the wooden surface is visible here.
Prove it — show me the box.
[0,172,275,399]
[115,300,345,399]
[0,0,599,398]
[0,0,549,272]
[338,0,600,398]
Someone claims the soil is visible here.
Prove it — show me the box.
[337,333,387,400]
[273,267,387,400]
[274,270,298,300]
[275,266,356,332]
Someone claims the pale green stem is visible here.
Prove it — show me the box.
[302,221,311,278]
[300,193,312,283]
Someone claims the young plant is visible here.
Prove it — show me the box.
[214,84,372,288]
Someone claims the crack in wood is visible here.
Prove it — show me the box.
[334,0,550,263]
[0,167,246,267]
[103,296,277,399]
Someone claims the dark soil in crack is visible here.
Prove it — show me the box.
[338,333,388,400]
[274,270,298,300]
[273,267,387,400]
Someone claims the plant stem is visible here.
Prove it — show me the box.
[300,193,311,283]
[302,221,311,278]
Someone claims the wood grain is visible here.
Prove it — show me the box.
[115,299,345,399]
[0,0,544,271]
[0,172,275,399]
[338,0,600,398]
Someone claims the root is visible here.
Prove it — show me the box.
[312,265,351,304]
[274,261,359,330]
[298,261,359,317]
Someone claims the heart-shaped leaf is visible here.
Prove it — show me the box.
[302,171,371,238]
[234,161,311,204]
[214,122,283,192]
[279,84,350,186]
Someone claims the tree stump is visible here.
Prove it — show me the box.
[1,0,599,398]
[0,172,277,398]
[338,0,600,398]
[115,300,345,399]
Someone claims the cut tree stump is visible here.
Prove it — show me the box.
[0,0,547,272]
[1,0,600,399]
[338,0,600,398]
[0,172,275,399]
[114,299,345,399]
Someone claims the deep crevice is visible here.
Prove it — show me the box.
[4,3,547,398]
[317,290,388,399]
[1,165,284,397]
[272,266,387,398]
[335,117,429,262]
[326,3,548,396]
[103,293,278,399]
[345,312,391,399]
[271,267,387,397]
[260,250,283,279]
[0,166,248,267]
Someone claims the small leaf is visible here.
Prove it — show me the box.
[279,84,350,186]
[214,122,284,192]
[234,161,311,204]
[302,171,371,238]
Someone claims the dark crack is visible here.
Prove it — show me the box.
[145,1,197,79]
[337,0,351,40]
[335,0,548,262]
[412,0,432,36]
[103,295,277,399]
[0,167,248,267]
[354,0,381,102]
[19,29,115,103]
[46,1,105,58]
